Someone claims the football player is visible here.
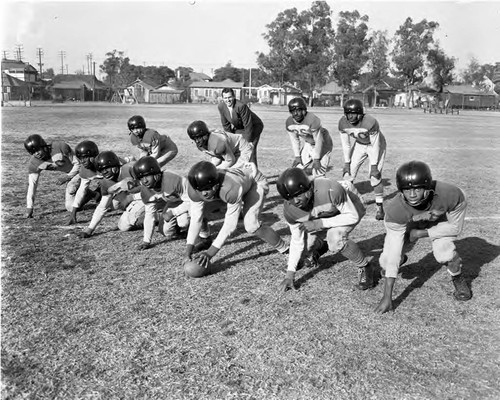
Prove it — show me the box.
[24,134,86,219]
[187,120,253,169]
[184,161,289,270]
[125,115,178,171]
[66,140,102,225]
[276,168,373,292]
[338,99,387,220]
[374,161,471,314]
[132,156,210,250]
[77,151,145,239]
[286,97,333,178]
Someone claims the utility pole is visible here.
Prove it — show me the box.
[36,47,44,79]
[249,68,252,99]
[92,61,96,101]
[59,50,66,75]
[2,50,9,59]
[87,53,93,75]
[66,64,68,75]
[15,44,24,61]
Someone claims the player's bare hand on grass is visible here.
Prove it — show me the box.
[56,175,71,186]
[312,159,325,175]
[77,228,92,238]
[25,208,34,218]
[279,277,296,292]
[138,241,151,251]
[292,156,302,168]
[374,296,393,314]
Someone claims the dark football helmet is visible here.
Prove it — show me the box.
[75,140,99,159]
[343,99,364,115]
[187,120,210,139]
[24,134,47,154]
[396,161,433,191]
[127,115,146,131]
[276,168,312,200]
[95,151,121,172]
[288,97,308,112]
[133,156,162,179]
[188,161,220,191]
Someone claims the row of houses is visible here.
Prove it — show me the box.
[2,58,499,110]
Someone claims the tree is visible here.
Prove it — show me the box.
[213,61,243,82]
[366,30,390,84]
[258,1,335,95]
[391,17,439,107]
[426,44,455,91]
[332,10,372,99]
[100,49,129,87]
[44,68,55,79]
[461,57,496,86]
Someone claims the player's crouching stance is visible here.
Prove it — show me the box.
[132,156,210,250]
[23,134,97,219]
[77,151,145,239]
[276,168,373,292]
[187,120,253,169]
[374,161,471,314]
[67,140,102,225]
[183,161,289,276]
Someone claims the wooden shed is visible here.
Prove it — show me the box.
[442,85,498,110]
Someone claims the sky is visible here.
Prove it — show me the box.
[2,0,500,79]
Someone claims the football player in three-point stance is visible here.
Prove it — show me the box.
[374,161,471,314]
[184,161,289,271]
[286,97,333,178]
[24,134,85,219]
[132,156,210,250]
[187,120,253,169]
[126,115,178,171]
[338,99,387,220]
[77,151,145,239]
[66,140,102,225]
[276,168,373,292]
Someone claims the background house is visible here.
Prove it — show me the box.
[441,85,498,110]
[48,74,108,101]
[124,78,159,104]
[1,58,38,83]
[313,81,343,106]
[149,83,187,104]
[188,79,243,103]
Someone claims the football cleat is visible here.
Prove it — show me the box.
[356,263,375,290]
[452,274,472,301]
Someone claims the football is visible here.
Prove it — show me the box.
[184,259,209,278]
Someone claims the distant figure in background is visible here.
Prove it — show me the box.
[338,99,387,221]
[187,120,253,169]
[285,97,333,178]
[217,88,263,166]
[374,161,471,314]
[23,134,95,219]
[125,115,178,170]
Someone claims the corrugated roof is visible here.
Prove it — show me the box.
[51,74,107,89]
[1,59,38,72]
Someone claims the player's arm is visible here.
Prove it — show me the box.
[25,172,41,218]
[374,221,406,314]
[158,134,178,165]
[280,222,305,292]
[218,141,237,169]
[141,201,158,247]
[184,200,205,260]
[68,177,92,224]
[78,195,113,237]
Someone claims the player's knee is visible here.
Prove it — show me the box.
[326,229,345,253]
[370,176,382,187]
[432,238,456,264]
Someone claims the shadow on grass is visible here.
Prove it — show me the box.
[294,233,387,290]
[392,236,499,310]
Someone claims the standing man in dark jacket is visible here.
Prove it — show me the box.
[218,88,264,166]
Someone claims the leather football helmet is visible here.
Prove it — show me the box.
[127,115,146,131]
[288,97,308,112]
[95,151,121,172]
[276,168,311,200]
[75,140,99,159]
[343,99,364,115]
[187,120,210,139]
[396,161,433,191]
[24,134,47,154]
[133,156,162,179]
[188,161,220,191]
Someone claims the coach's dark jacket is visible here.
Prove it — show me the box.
[218,100,264,143]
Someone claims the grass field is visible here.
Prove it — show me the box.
[1,103,500,400]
